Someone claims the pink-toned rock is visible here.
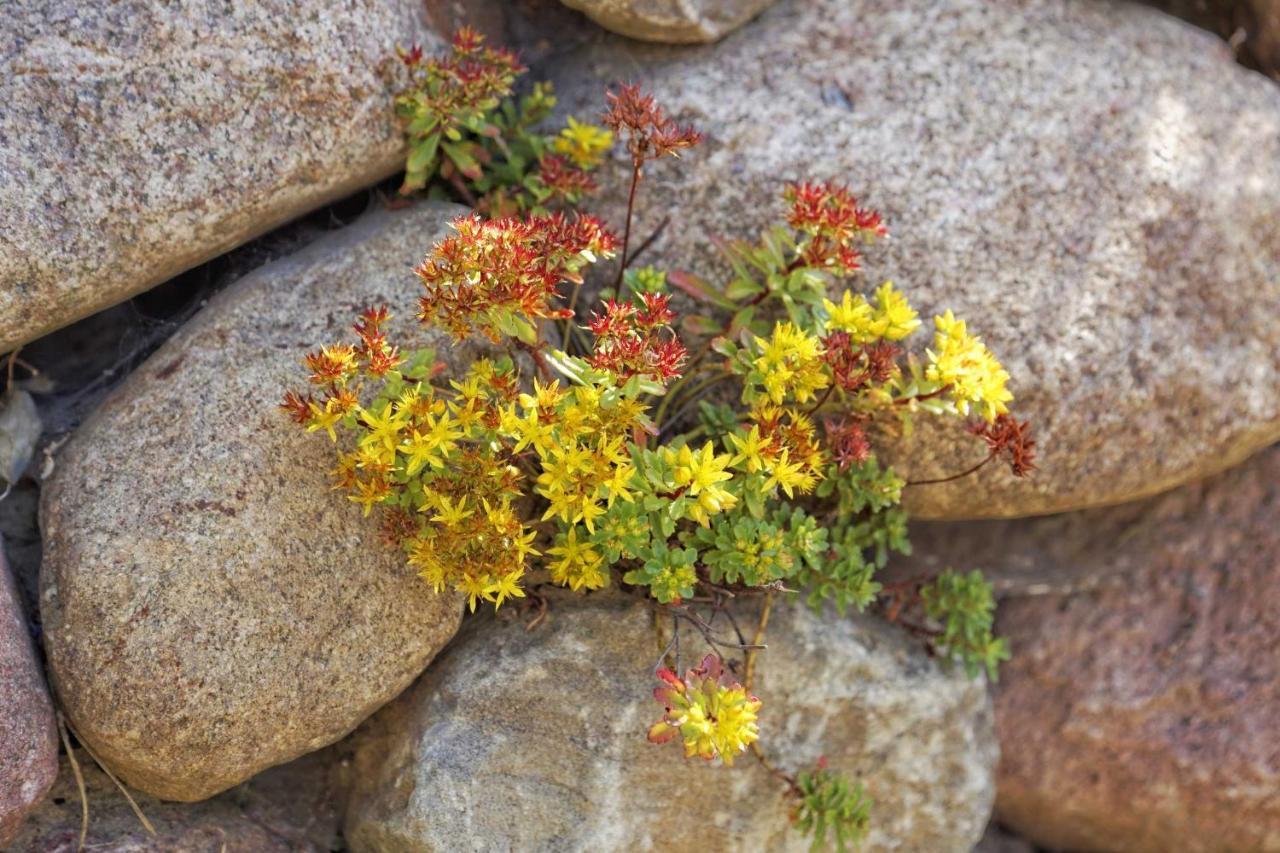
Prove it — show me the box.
[0,538,58,845]
[904,445,1280,852]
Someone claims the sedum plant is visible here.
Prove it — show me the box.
[286,34,1038,850]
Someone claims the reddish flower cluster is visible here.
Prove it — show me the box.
[969,414,1037,478]
[416,213,618,341]
[603,83,703,165]
[821,333,900,393]
[280,390,313,425]
[352,306,403,377]
[537,154,597,200]
[398,27,524,132]
[824,417,872,471]
[587,293,688,384]
[784,181,887,275]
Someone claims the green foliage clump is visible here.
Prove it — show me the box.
[792,765,873,852]
[922,569,1010,680]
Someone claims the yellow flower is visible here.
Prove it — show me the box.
[868,280,920,341]
[519,378,565,412]
[822,290,875,339]
[358,402,408,454]
[727,426,769,473]
[763,450,815,498]
[648,655,761,766]
[484,568,527,609]
[425,494,474,527]
[457,573,490,613]
[753,322,829,405]
[668,442,737,526]
[552,116,614,168]
[503,407,555,456]
[348,477,388,516]
[546,526,608,591]
[925,310,1013,421]
[305,399,344,441]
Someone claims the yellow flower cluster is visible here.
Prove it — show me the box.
[925,311,1013,422]
[663,441,737,526]
[821,281,920,342]
[509,381,645,532]
[648,654,762,766]
[552,116,614,168]
[316,360,540,612]
[728,405,824,497]
[750,322,828,405]
[545,525,608,591]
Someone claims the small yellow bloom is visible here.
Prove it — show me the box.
[822,290,875,339]
[552,116,614,168]
[925,310,1013,421]
[752,322,828,405]
[484,568,527,609]
[546,526,608,591]
[305,399,344,442]
[869,280,920,341]
[348,477,389,516]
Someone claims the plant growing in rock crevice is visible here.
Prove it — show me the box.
[286,31,1035,850]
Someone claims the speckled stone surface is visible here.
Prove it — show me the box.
[537,0,1280,519]
[559,0,774,43]
[0,540,57,846]
[0,0,441,352]
[905,445,1280,852]
[345,593,996,852]
[39,203,470,802]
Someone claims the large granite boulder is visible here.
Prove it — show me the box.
[346,594,996,852]
[905,444,1280,852]
[0,0,442,352]
[533,0,1280,519]
[558,0,775,43]
[0,539,58,845]
[39,203,469,802]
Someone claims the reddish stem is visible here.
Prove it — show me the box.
[905,452,995,486]
[614,160,644,289]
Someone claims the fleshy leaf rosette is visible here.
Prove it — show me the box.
[648,654,762,765]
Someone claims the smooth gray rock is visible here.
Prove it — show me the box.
[346,594,996,852]
[0,0,442,352]
[39,203,470,802]
[539,0,1280,519]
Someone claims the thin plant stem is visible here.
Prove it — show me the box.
[613,160,643,289]
[905,452,995,486]
[56,713,89,852]
[744,591,773,692]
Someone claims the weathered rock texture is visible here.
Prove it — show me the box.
[346,594,996,852]
[0,540,58,846]
[4,745,348,852]
[905,444,1280,852]
[0,1,442,352]
[559,0,774,43]
[40,203,470,802]
[537,0,1280,519]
